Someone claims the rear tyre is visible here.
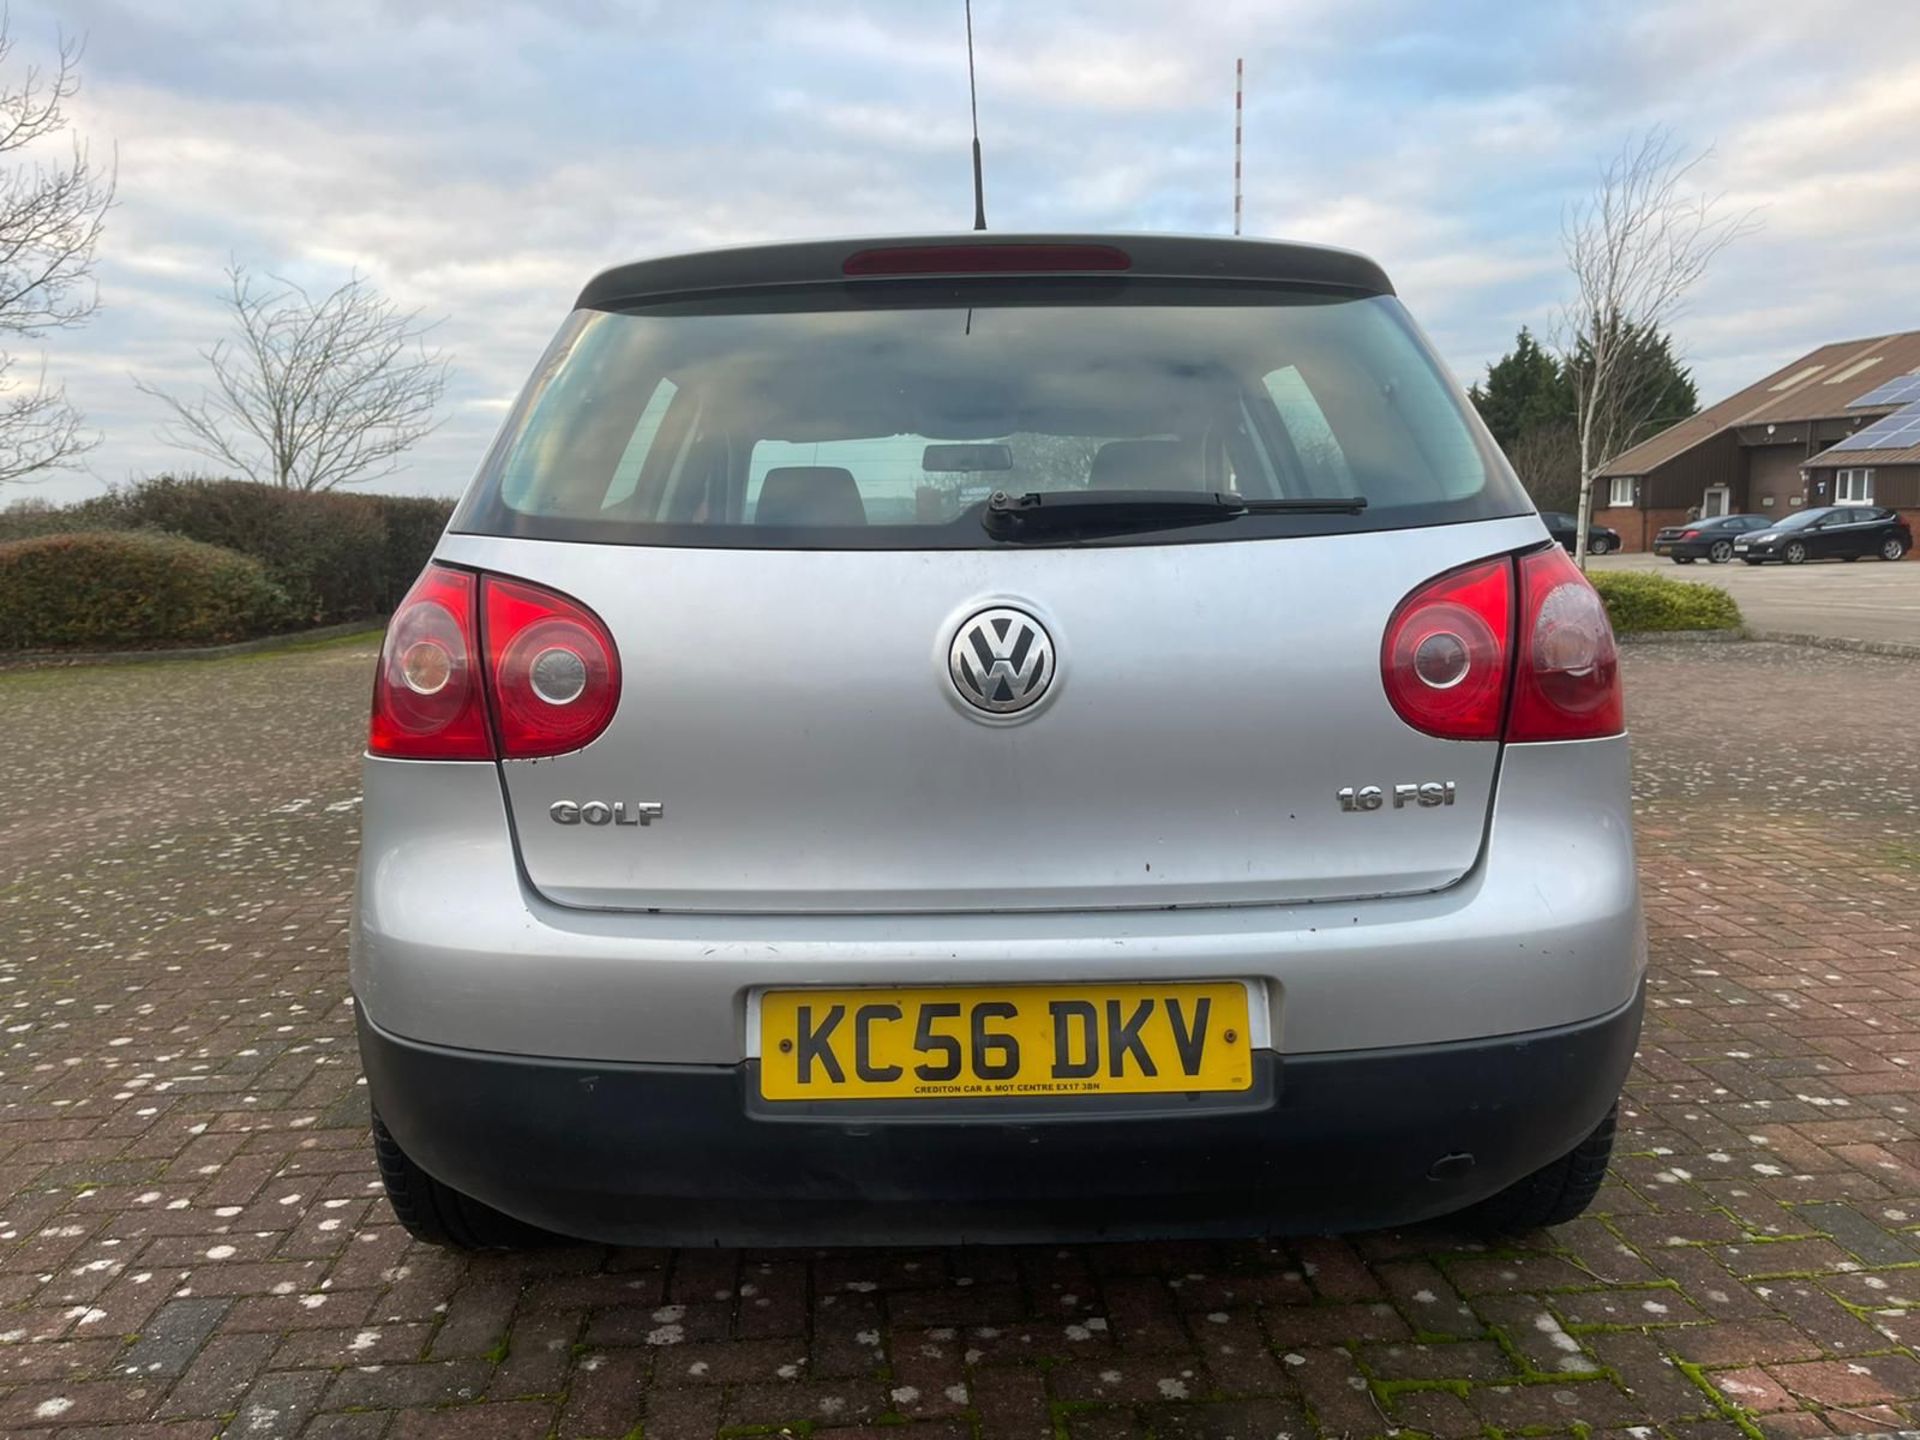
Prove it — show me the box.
[1461,1103,1617,1232]
[1784,541,1808,565]
[1588,536,1613,555]
[1708,540,1733,564]
[372,1112,552,1250]
[1885,538,1909,561]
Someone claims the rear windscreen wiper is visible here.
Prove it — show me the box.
[982,488,1368,539]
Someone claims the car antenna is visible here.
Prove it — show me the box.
[1233,57,1243,235]
[966,0,986,230]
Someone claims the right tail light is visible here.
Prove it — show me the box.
[1380,557,1511,741]
[1382,545,1622,743]
[1507,544,1622,741]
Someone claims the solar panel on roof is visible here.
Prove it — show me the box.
[1846,372,1920,408]
[1830,399,1920,450]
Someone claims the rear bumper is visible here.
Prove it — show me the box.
[352,736,1644,1064]
[359,981,1643,1245]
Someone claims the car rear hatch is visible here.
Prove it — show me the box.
[437,236,1546,915]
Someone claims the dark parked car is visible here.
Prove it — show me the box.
[1734,506,1912,565]
[1652,513,1771,564]
[1541,510,1620,555]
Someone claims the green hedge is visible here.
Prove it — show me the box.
[370,494,460,609]
[0,532,290,650]
[0,476,454,627]
[107,476,388,624]
[1591,570,1743,633]
[0,493,129,539]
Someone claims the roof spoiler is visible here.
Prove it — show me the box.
[575,233,1394,310]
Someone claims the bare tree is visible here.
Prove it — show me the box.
[0,23,114,484]
[1503,419,1581,513]
[137,265,450,491]
[1557,129,1754,565]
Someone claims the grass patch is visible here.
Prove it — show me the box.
[1673,1357,1768,1439]
[0,621,381,688]
[1591,570,1743,633]
[1370,1376,1471,1400]
[1881,842,1920,871]
[215,623,384,663]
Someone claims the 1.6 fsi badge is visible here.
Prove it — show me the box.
[1336,782,1456,812]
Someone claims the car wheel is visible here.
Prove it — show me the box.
[1783,541,1808,565]
[1708,540,1733,564]
[1672,554,1694,564]
[1462,1103,1617,1233]
[372,1112,553,1250]
[1885,537,1909,561]
[1588,536,1612,556]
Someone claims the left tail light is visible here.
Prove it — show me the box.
[370,566,493,759]
[370,565,620,760]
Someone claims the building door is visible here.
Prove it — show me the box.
[1701,486,1730,517]
[1746,446,1806,519]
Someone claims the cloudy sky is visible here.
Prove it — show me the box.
[11,0,1920,503]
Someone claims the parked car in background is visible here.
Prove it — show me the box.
[353,233,1644,1249]
[1735,506,1912,565]
[1541,510,1621,555]
[1652,513,1771,564]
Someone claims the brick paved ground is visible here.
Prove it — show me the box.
[1,636,1917,1439]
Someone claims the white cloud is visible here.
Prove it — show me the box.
[4,0,1918,502]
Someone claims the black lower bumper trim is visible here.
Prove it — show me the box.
[358,983,1643,1246]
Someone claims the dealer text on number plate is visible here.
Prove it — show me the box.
[756,982,1253,1101]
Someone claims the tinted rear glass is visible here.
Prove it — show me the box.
[1772,507,1838,530]
[453,281,1528,548]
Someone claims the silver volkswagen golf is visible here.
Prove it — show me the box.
[353,234,1644,1247]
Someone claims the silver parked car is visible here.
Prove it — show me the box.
[353,234,1644,1247]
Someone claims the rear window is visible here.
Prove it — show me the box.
[1773,508,1836,529]
[454,282,1527,548]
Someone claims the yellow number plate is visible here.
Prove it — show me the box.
[756,982,1253,1101]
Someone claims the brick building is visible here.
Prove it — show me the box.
[1592,330,1920,551]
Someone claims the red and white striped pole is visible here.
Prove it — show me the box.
[1233,58,1244,236]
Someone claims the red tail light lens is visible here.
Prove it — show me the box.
[1680,529,1700,540]
[1382,547,1624,744]
[482,576,621,758]
[1380,557,1513,740]
[370,565,493,760]
[1508,546,1623,741]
